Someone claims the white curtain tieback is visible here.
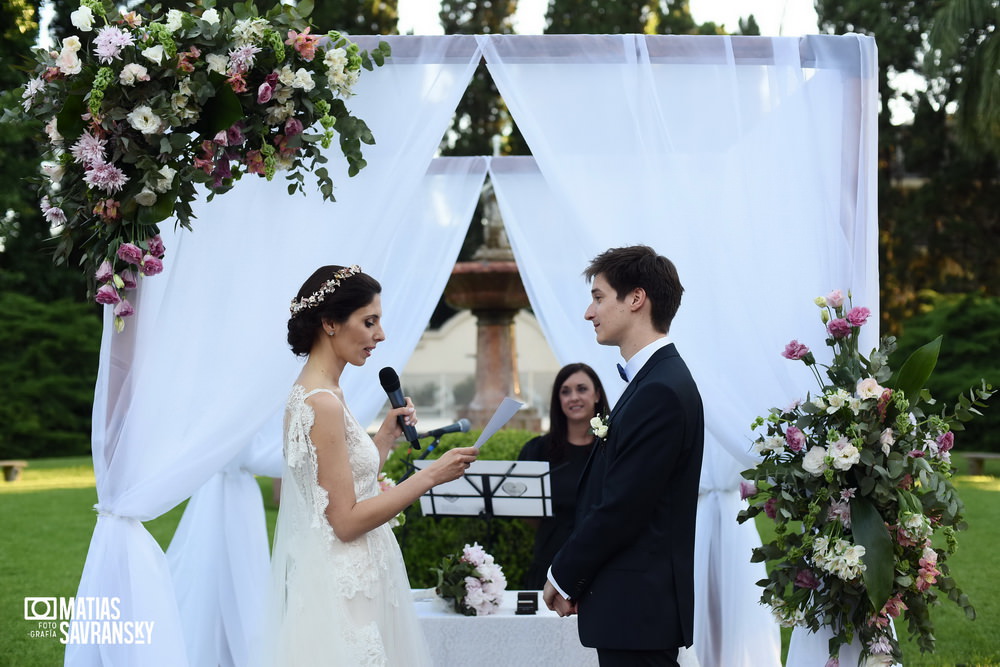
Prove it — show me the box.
[93,504,139,523]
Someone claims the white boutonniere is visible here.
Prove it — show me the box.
[590,415,610,440]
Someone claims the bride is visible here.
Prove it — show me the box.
[260,265,479,666]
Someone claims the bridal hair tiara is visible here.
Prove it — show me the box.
[289,265,362,316]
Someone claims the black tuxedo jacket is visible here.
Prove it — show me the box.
[550,343,704,651]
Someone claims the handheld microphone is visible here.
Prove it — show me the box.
[417,419,471,440]
[378,367,420,449]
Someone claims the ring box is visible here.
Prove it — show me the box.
[516,591,538,615]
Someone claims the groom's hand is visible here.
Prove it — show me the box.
[543,580,577,617]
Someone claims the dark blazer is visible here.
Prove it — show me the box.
[550,343,704,651]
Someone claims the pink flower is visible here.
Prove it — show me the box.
[846,306,870,327]
[40,196,67,224]
[739,480,757,500]
[781,340,810,360]
[826,289,844,308]
[93,25,135,64]
[763,497,778,519]
[117,243,144,265]
[95,260,114,283]
[785,426,806,453]
[84,162,129,193]
[827,318,851,338]
[113,299,134,317]
[95,284,120,305]
[877,388,893,421]
[141,255,163,276]
[285,28,321,61]
[936,431,954,453]
[794,569,821,589]
[227,44,261,74]
[824,658,839,667]
[257,81,273,104]
[70,131,107,167]
[120,270,138,289]
[908,449,925,458]
[284,117,303,137]
[147,235,165,258]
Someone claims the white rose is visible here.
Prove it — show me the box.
[589,416,608,439]
[856,377,884,400]
[119,63,149,86]
[155,165,176,193]
[142,45,165,64]
[62,36,82,52]
[201,8,220,25]
[828,438,860,471]
[206,53,228,75]
[292,68,315,91]
[126,105,162,134]
[135,189,157,206]
[165,9,184,33]
[802,446,828,476]
[70,6,94,32]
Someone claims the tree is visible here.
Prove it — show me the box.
[929,0,1000,155]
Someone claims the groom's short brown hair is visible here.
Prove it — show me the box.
[584,245,683,333]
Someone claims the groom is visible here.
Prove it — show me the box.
[543,245,704,666]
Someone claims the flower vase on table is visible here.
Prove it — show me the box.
[738,289,993,666]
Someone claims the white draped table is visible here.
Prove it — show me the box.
[413,590,700,667]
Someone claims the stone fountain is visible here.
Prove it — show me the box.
[443,182,542,431]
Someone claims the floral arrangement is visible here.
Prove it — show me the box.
[432,542,507,616]
[589,414,609,439]
[738,289,993,665]
[13,0,389,331]
[377,472,406,529]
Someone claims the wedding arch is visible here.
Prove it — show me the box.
[71,33,876,667]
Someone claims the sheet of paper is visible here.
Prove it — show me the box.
[472,397,524,449]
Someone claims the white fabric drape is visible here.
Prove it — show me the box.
[485,34,877,667]
[68,35,483,666]
[162,155,488,667]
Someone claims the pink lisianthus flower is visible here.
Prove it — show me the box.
[95,284,121,305]
[120,270,138,289]
[141,255,164,276]
[739,480,757,500]
[147,235,165,258]
[257,81,273,104]
[824,658,840,667]
[763,497,778,519]
[284,117,304,137]
[117,243,144,265]
[827,318,851,338]
[785,426,806,453]
[95,260,114,283]
[781,340,810,360]
[825,289,844,308]
[846,306,871,327]
[113,299,134,318]
[936,431,954,454]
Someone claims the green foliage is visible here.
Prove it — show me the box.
[892,293,1000,452]
[0,294,101,459]
[382,429,538,588]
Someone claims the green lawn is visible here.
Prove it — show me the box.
[1,455,998,666]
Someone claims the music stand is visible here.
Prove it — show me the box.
[413,460,552,548]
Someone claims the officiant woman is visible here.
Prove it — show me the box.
[517,363,609,589]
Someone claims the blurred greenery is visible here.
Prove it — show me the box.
[891,292,1000,452]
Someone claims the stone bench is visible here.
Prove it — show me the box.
[964,452,1000,476]
[0,460,28,482]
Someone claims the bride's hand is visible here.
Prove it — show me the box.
[427,447,479,485]
[376,397,417,447]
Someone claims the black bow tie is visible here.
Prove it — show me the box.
[616,363,628,382]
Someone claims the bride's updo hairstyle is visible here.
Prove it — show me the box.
[287,265,382,356]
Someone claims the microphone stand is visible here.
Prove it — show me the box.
[399,435,441,482]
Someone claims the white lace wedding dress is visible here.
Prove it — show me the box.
[259,385,432,666]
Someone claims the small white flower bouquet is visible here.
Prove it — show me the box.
[432,543,507,616]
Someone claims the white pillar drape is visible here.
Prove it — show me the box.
[68,35,484,666]
[485,33,877,667]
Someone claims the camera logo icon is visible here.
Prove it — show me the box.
[24,598,58,621]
